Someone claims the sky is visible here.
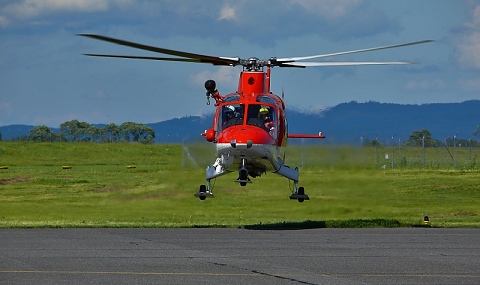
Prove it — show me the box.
[0,0,479,127]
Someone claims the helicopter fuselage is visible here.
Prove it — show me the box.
[204,70,289,176]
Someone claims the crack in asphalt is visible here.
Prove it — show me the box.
[212,262,318,285]
[250,269,318,285]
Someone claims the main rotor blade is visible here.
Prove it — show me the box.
[277,40,433,62]
[282,61,414,67]
[83,53,229,64]
[79,34,239,66]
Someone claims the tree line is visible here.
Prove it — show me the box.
[363,128,480,147]
[16,120,155,143]
[2,124,479,146]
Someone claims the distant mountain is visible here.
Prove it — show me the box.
[0,125,37,141]
[287,100,480,144]
[1,100,479,144]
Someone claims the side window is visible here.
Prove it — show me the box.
[218,104,244,130]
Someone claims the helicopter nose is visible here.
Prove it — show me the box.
[230,139,253,149]
[217,125,275,145]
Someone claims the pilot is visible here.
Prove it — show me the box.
[259,107,274,132]
[223,105,236,129]
[225,105,235,121]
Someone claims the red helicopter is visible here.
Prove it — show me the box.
[80,34,432,202]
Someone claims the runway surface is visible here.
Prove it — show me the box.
[1,228,479,284]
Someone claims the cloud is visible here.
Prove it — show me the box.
[1,0,396,46]
[457,32,480,69]
[123,0,390,45]
[0,0,134,26]
[4,0,108,18]
[190,66,238,90]
[455,3,480,70]
[218,4,236,21]
[469,3,480,27]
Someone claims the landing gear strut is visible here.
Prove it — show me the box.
[195,157,231,200]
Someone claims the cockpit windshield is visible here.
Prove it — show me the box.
[218,104,244,130]
[217,103,277,138]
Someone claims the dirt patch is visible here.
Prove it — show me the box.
[219,188,250,194]
[452,211,477,216]
[0,177,29,185]
[439,184,454,189]
[118,193,169,200]
[92,186,123,193]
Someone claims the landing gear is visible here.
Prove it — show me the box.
[235,159,251,186]
[274,165,308,202]
[196,157,232,200]
[196,157,309,202]
[289,182,309,203]
[297,187,306,203]
[194,184,213,200]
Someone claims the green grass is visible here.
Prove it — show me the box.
[0,142,479,228]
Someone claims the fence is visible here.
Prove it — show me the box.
[181,140,479,170]
[286,144,479,170]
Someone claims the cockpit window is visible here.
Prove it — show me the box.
[246,104,277,138]
[224,94,240,103]
[256,96,277,105]
[218,104,244,130]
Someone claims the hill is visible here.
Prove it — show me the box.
[287,100,480,144]
[1,100,479,144]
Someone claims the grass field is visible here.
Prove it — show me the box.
[0,142,479,228]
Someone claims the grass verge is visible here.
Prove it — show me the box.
[0,142,479,228]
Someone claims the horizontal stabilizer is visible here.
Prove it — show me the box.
[288,133,325,139]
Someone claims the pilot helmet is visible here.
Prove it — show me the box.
[225,105,235,117]
[259,107,269,116]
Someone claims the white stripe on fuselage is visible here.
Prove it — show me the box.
[215,143,283,171]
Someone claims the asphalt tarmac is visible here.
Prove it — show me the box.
[1,228,479,285]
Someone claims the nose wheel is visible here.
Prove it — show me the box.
[235,159,252,186]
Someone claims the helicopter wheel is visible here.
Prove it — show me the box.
[199,185,206,201]
[297,187,305,203]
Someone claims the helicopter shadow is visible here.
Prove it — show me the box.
[243,219,413,230]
